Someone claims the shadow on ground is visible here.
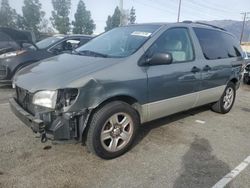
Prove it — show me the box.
[133,105,211,147]
[173,137,231,188]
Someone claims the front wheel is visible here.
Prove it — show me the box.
[211,82,236,114]
[86,101,139,159]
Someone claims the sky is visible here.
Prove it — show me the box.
[6,0,250,34]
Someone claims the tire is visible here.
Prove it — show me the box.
[211,82,236,114]
[86,101,139,159]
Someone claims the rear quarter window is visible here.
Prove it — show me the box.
[193,27,242,60]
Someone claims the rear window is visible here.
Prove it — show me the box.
[193,28,242,60]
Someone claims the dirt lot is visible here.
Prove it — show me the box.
[0,85,250,188]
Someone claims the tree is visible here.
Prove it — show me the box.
[0,0,16,28]
[104,16,112,32]
[39,17,54,33]
[129,7,136,24]
[15,14,26,30]
[50,0,71,34]
[112,7,121,28]
[72,0,95,35]
[104,6,121,31]
[22,0,44,36]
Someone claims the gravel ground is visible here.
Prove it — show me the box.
[0,84,249,188]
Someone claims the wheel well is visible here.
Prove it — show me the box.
[230,78,238,85]
[98,95,138,107]
[82,95,140,143]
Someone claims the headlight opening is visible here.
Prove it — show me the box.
[56,89,79,109]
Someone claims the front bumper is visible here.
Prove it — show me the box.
[0,80,12,86]
[9,98,90,142]
[9,98,43,133]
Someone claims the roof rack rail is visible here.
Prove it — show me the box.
[182,20,193,23]
[181,21,226,31]
[194,22,226,31]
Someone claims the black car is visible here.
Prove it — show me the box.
[0,27,36,55]
[243,63,250,84]
[0,32,92,86]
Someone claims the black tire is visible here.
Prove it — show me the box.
[86,101,139,159]
[211,82,236,114]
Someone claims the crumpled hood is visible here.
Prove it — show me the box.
[14,53,119,92]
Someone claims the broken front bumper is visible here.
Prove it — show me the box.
[0,80,12,87]
[9,98,90,142]
[9,98,43,133]
[9,98,48,142]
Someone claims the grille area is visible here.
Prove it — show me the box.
[0,65,7,78]
[16,86,35,115]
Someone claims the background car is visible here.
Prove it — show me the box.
[0,27,36,55]
[243,51,250,60]
[243,64,250,84]
[242,51,250,84]
[0,34,93,86]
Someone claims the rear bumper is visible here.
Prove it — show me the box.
[9,98,43,133]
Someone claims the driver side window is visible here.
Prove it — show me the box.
[148,28,194,63]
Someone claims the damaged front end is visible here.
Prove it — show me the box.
[10,86,90,143]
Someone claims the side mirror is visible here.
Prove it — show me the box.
[146,53,173,65]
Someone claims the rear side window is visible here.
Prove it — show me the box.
[193,28,242,60]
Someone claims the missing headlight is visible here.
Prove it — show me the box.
[56,89,79,109]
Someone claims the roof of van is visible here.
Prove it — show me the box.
[128,21,226,31]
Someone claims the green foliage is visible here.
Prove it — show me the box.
[22,0,44,36]
[50,0,71,34]
[15,14,26,30]
[105,16,113,32]
[129,7,136,24]
[0,0,17,28]
[72,0,95,35]
[39,17,54,33]
[105,6,121,31]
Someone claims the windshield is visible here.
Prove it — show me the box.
[76,25,161,58]
[36,36,64,49]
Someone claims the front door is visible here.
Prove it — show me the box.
[145,27,202,121]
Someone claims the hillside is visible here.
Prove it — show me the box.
[203,20,250,42]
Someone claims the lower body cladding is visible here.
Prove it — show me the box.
[9,98,90,143]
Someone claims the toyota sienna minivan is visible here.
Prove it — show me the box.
[10,22,244,159]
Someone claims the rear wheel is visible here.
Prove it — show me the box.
[211,82,236,114]
[86,101,139,159]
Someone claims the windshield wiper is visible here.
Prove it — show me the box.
[75,50,109,58]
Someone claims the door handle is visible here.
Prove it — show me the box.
[203,65,212,71]
[191,66,201,73]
